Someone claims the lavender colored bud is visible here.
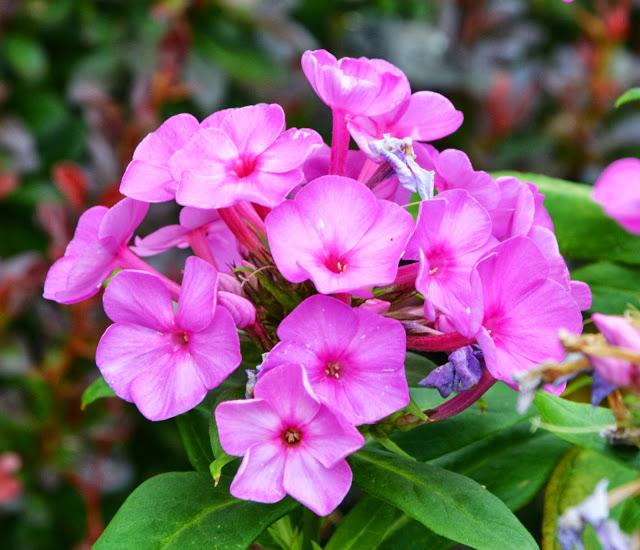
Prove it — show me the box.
[419,346,483,398]
[217,291,256,329]
[591,370,617,407]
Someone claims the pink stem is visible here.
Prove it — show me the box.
[118,247,181,299]
[357,158,381,184]
[406,332,475,352]
[426,370,496,422]
[329,110,350,175]
[332,293,352,305]
[393,263,419,291]
[219,204,266,258]
[188,228,219,269]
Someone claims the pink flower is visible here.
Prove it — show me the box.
[414,145,499,210]
[215,363,364,516]
[489,176,553,241]
[261,295,409,425]
[169,104,322,209]
[301,49,410,117]
[96,256,241,421]
[132,206,242,273]
[120,114,200,202]
[404,189,495,330]
[593,158,640,235]
[591,314,640,387]
[43,198,148,304]
[348,93,463,157]
[265,175,414,294]
[469,236,583,384]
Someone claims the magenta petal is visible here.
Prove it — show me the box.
[179,206,220,229]
[96,324,171,402]
[593,158,640,235]
[276,295,358,354]
[176,256,219,332]
[103,270,175,331]
[221,104,285,157]
[188,308,241,385]
[120,113,199,202]
[302,405,364,467]
[254,364,320,426]
[98,198,149,246]
[570,280,592,311]
[131,225,189,256]
[217,291,256,328]
[394,91,463,142]
[57,247,118,304]
[215,399,282,456]
[259,128,323,173]
[128,351,208,420]
[230,442,286,504]
[283,453,352,516]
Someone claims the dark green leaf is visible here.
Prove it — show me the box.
[493,172,640,265]
[571,262,640,314]
[615,88,640,108]
[2,34,47,82]
[176,408,214,473]
[349,449,537,550]
[392,383,527,461]
[543,447,637,549]
[94,472,297,550]
[433,424,569,510]
[81,377,116,410]
[533,392,640,467]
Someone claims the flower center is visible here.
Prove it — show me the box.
[234,156,257,179]
[324,254,349,274]
[282,427,302,446]
[325,361,342,379]
[171,331,190,348]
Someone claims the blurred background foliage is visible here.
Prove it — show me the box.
[0,0,639,548]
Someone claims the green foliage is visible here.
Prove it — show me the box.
[571,262,640,314]
[615,88,640,108]
[175,407,214,473]
[543,448,639,549]
[349,449,538,550]
[80,376,116,409]
[493,171,640,266]
[94,473,297,550]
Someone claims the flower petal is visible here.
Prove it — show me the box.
[176,256,219,332]
[230,441,286,504]
[216,399,282,456]
[283,453,352,516]
[103,270,175,330]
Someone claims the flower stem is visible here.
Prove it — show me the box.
[406,332,475,352]
[329,109,349,176]
[188,228,219,269]
[118,247,181,299]
[218,204,267,259]
[425,369,496,422]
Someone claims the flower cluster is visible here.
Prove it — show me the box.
[44,49,589,515]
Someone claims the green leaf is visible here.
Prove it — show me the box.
[81,377,116,410]
[209,453,237,486]
[543,447,638,549]
[571,262,640,314]
[404,351,438,386]
[349,449,538,550]
[392,383,527,461]
[176,407,214,473]
[533,392,640,467]
[94,472,297,550]
[493,172,640,265]
[2,34,47,82]
[615,88,640,108]
[433,424,569,511]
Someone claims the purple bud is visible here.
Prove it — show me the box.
[419,346,483,398]
[218,291,256,328]
[591,370,616,407]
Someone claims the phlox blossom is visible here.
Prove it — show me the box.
[593,158,640,235]
[261,295,409,425]
[43,198,148,304]
[216,363,364,516]
[96,256,241,421]
[265,175,414,294]
[170,103,322,209]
